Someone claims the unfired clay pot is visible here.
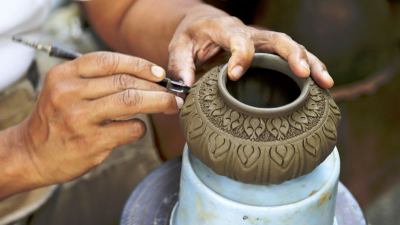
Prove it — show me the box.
[180,53,341,184]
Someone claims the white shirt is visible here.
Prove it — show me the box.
[0,0,52,91]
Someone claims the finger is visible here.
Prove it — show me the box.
[195,42,222,66]
[80,74,166,99]
[202,18,255,80]
[253,31,311,78]
[90,89,184,122]
[99,119,146,149]
[69,51,166,82]
[168,35,196,86]
[306,51,334,89]
[226,35,255,81]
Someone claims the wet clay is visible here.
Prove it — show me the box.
[180,54,341,184]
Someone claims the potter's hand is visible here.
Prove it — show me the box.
[168,5,334,89]
[15,52,183,187]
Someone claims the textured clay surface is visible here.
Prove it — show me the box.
[180,66,341,184]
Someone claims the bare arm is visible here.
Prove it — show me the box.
[84,0,204,67]
[0,124,42,198]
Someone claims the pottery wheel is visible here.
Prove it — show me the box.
[120,158,366,225]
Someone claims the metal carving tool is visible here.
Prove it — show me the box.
[12,36,190,94]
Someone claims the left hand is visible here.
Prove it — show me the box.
[168,4,334,89]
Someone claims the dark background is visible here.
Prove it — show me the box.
[204,0,400,224]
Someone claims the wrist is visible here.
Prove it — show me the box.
[0,121,46,199]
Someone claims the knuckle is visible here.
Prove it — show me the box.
[262,31,276,41]
[168,39,180,52]
[47,65,64,78]
[92,152,110,167]
[65,107,85,126]
[119,89,143,107]
[320,62,327,70]
[297,45,308,57]
[217,16,243,26]
[49,83,73,107]
[133,57,147,72]
[46,65,66,85]
[274,32,292,41]
[96,52,120,74]
[131,121,146,139]
[192,16,212,27]
[168,35,189,52]
[49,90,63,107]
[229,16,244,24]
[113,74,134,90]
[298,44,307,51]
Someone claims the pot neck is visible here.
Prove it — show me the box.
[218,53,310,118]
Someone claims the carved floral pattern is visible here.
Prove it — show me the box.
[180,66,341,184]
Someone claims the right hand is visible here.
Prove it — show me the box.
[18,52,183,186]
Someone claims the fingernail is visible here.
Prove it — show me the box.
[300,59,310,72]
[323,70,334,86]
[151,65,165,78]
[175,96,184,109]
[231,66,243,79]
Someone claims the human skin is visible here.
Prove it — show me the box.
[84,0,334,159]
[0,0,335,199]
[0,52,183,199]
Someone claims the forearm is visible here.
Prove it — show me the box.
[0,122,42,199]
[83,0,226,67]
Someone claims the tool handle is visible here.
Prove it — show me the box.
[49,46,82,60]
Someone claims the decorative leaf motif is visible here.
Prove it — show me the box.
[306,100,318,110]
[244,117,266,140]
[328,98,341,116]
[210,98,227,116]
[230,111,243,129]
[322,117,337,141]
[180,96,195,117]
[188,115,204,140]
[303,100,319,117]
[303,134,321,157]
[203,94,215,101]
[267,118,289,140]
[222,109,232,128]
[223,110,243,130]
[311,94,323,102]
[208,133,230,159]
[202,86,217,101]
[205,78,217,86]
[309,86,323,101]
[238,145,260,168]
[270,145,295,168]
[289,111,308,130]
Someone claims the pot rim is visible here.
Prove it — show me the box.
[218,53,311,117]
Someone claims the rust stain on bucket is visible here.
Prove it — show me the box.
[318,192,332,206]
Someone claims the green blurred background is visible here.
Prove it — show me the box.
[203,0,400,224]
